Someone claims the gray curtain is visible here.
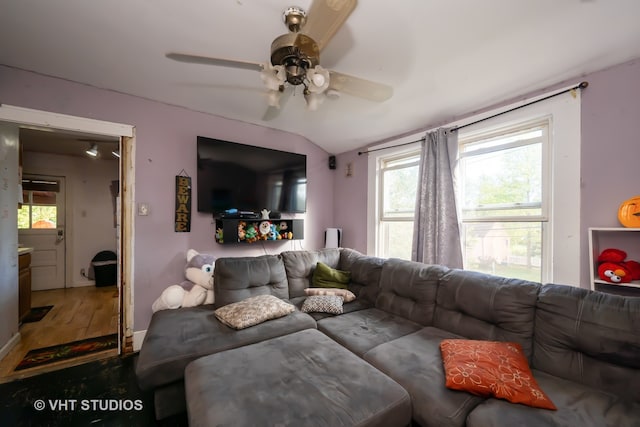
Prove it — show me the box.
[411,128,463,268]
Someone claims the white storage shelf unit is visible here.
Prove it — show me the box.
[588,227,640,291]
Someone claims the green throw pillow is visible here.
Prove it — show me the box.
[312,262,351,289]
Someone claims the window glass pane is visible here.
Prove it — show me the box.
[462,221,541,282]
[380,221,414,260]
[31,206,57,228]
[382,164,419,218]
[17,206,30,229]
[32,190,56,205]
[461,142,542,219]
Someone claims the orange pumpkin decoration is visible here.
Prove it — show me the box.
[618,196,640,228]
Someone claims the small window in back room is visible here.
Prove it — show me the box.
[18,178,59,229]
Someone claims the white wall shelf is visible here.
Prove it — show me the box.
[588,227,640,291]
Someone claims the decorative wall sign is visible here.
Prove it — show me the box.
[174,171,191,232]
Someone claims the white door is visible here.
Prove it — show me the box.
[18,175,66,290]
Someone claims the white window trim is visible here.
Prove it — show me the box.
[456,90,581,284]
[367,135,422,256]
[367,87,581,284]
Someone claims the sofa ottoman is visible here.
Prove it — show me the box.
[184,329,411,427]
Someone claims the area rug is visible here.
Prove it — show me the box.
[14,334,118,371]
[21,305,53,323]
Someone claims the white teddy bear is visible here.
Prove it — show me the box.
[152,249,215,312]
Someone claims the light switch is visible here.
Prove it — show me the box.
[138,203,149,216]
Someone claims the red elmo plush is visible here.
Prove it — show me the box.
[597,249,640,284]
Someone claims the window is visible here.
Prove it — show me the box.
[18,178,60,229]
[458,121,549,282]
[376,150,420,259]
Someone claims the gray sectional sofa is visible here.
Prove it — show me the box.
[135,248,640,426]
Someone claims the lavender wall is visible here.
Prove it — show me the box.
[579,58,640,285]
[336,58,640,287]
[0,66,335,331]
[332,149,369,253]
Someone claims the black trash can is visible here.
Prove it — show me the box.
[91,250,117,287]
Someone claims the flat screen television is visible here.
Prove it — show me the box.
[197,136,307,215]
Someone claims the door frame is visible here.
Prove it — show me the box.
[0,104,136,353]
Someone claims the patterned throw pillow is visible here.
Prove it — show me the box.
[301,295,344,315]
[304,287,356,302]
[214,294,295,330]
[311,262,351,289]
[440,339,556,410]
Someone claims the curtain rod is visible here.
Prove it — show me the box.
[358,81,588,156]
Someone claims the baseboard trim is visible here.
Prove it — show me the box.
[0,332,21,362]
[69,280,95,288]
[133,330,146,352]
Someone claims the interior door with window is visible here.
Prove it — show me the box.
[18,175,66,290]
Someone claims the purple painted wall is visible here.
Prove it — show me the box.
[335,58,640,287]
[0,66,335,331]
[579,58,640,285]
[332,148,369,253]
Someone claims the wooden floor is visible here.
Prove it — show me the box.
[0,286,119,383]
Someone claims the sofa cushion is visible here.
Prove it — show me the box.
[301,295,344,315]
[466,369,640,427]
[214,294,295,330]
[533,284,640,402]
[434,269,540,360]
[281,248,341,298]
[213,254,289,308]
[135,305,316,391]
[364,327,485,427]
[289,296,372,321]
[376,258,449,325]
[338,248,386,304]
[304,287,356,302]
[311,261,351,289]
[440,339,556,410]
[317,308,422,356]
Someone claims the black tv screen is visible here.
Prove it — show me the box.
[197,137,307,214]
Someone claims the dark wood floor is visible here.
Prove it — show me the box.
[0,354,187,427]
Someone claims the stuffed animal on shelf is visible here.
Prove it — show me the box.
[267,223,279,240]
[597,248,640,284]
[258,220,271,240]
[152,249,216,312]
[245,223,258,243]
[215,228,224,243]
[238,221,247,241]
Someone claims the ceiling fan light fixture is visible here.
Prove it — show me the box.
[267,90,283,108]
[304,91,324,111]
[306,65,330,93]
[85,143,98,157]
[260,64,286,91]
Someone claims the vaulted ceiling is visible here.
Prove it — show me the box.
[1,0,640,154]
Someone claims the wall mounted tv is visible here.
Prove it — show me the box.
[197,136,307,215]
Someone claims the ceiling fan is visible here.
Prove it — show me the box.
[165,0,392,117]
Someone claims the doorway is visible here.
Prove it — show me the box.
[0,105,135,381]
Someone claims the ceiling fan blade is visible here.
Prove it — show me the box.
[303,0,357,52]
[328,70,393,102]
[166,52,264,72]
[262,88,293,121]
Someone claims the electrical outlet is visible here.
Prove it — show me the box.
[138,203,149,216]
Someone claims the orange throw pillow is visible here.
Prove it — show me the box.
[440,339,556,410]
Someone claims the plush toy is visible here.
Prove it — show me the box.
[267,223,279,240]
[245,222,258,243]
[597,248,640,284]
[152,249,216,312]
[258,220,271,240]
[278,221,289,239]
[238,221,247,241]
[215,228,224,243]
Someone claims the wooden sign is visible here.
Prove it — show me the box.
[174,175,191,232]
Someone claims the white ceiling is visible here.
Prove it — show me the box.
[2,0,640,154]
